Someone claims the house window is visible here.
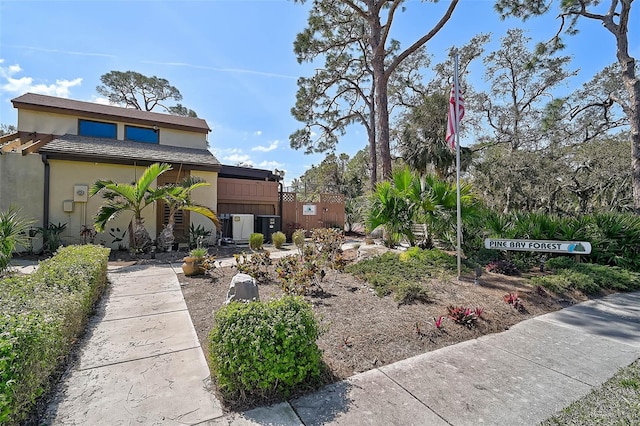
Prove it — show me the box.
[125,125,159,144]
[78,119,116,138]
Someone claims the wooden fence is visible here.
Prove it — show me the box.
[280,192,345,240]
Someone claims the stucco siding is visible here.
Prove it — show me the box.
[190,170,219,239]
[48,160,158,249]
[0,152,44,251]
[18,110,78,135]
[159,128,207,149]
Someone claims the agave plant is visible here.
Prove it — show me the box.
[0,207,32,274]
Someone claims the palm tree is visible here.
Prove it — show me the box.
[367,167,479,248]
[156,176,220,251]
[366,168,417,247]
[90,163,172,252]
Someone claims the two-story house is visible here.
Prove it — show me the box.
[1,93,221,250]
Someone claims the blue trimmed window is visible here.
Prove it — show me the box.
[78,119,116,138]
[125,125,159,144]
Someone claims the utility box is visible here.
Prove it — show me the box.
[255,215,281,243]
[231,214,254,244]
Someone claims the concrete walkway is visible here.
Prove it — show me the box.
[44,263,223,425]
[43,259,640,425]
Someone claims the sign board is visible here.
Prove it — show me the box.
[302,204,316,216]
[484,238,592,255]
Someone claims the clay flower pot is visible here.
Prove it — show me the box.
[182,256,205,276]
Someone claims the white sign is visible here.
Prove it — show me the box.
[302,204,316,215]
[484,238,592,254]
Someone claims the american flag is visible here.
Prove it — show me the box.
[446,84,465,150]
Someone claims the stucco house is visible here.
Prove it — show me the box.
[0,93,222,250]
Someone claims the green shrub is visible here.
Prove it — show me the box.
[345,249,463,302]
[486,260,520,276]
[292,229,306,251]
[310,228,345,270]
[532,269,598,295]
[399,247,422,262]
[233,251,272,283]
[274,254,320,296]
[0,245,109,425]
[545,256,577,271]
[272,231,286,249]
[536,257,640,294]
[395,281,431,305]
[249,233,264,250]
[208,297,322,405]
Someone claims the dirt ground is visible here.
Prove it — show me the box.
[177,239,588,382]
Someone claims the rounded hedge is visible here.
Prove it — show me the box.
[208,296,321,402]
[272,231,286,249]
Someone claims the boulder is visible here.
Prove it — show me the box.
[357,244,391,261]
[225,273,260,304]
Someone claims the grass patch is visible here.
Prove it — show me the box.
[541,358,640,425]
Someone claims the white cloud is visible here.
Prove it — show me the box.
[90,96,112,105]
[211,147,243,157]
[141,60,298,80]
[224,153,253,165]
[0,60,82,97]
[252,140,279,152]
[254,130,262,136]
[256,160,283,170]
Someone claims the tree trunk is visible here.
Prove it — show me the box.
[131,218,152,252]
[602,0,639,211]
[369,11,392,181]
[627,76,640,212]
[156,222,175,251]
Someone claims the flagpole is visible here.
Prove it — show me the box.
[453,50,462,281]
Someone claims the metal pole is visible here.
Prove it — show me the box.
[453,51,462,281]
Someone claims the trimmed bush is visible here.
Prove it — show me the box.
[0,245,110,425]
[292,229,306,250]
[249,233,264,250]
[208,296,322,404]
[272,231,286,249]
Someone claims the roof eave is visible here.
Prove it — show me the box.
[40,150,221,172]
[12,100,211,134]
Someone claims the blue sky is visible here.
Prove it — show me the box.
[1,1,637,186]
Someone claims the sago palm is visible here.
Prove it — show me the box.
[90,162,172,252]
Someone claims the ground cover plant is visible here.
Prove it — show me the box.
[0,245,110,425]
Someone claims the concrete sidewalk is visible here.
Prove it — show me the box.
[44,263,223,425]
[215,291,640,426]
[43,259,640,425]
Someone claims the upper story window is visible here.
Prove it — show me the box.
[125,125,159,144]
[78,119,116,139]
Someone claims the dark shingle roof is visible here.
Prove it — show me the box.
[12,93,210,133]
[40,134,220,171]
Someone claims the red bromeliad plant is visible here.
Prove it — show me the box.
[447,305,478,328]
[503,293,524,311]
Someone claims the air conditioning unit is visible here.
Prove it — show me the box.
[231,214,254,244]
